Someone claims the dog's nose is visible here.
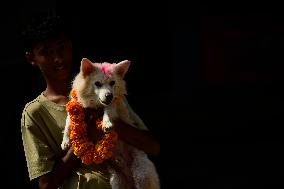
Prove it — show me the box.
[105,93,113,102]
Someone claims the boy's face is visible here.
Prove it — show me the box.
[26,33,73,82]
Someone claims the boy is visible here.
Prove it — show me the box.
[20,13,160,189]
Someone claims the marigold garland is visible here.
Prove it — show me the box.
[66,89,118,165]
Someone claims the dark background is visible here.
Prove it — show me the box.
[1,0,284,188]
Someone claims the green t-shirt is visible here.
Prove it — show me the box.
[21,93,147,189]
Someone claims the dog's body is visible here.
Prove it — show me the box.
[61,58,160,189]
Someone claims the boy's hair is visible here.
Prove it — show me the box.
[21,13,70,52]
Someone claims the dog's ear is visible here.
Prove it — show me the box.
[80,58,94,77]
[115,60,131,78]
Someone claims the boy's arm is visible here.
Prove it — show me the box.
[22,113,81,189]
[84,103,160,156]
[38,148,80,189]
[120,96,160,156]
[113,118,160,156]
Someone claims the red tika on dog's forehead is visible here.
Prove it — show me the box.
[95,63,113,77]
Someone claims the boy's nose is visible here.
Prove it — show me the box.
[54,55,63,64]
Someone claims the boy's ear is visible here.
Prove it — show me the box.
[25,52,36,66]
[80,58,94,77]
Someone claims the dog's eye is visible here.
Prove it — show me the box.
[109,81,115,86]
[94,81,102,88]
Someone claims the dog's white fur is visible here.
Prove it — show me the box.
[61,58,160,189]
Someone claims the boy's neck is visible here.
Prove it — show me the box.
[43,85,71,105]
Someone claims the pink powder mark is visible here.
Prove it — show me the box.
[98,63,113,77]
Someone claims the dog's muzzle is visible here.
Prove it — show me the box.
[101,93,113,105]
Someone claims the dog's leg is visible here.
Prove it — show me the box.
[102,104,118,133]
[61,114,71,150]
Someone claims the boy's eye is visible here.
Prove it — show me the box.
[59,44,65,50]
[95,81,102,88]
[40,48,50,55]
[109,81,115,86]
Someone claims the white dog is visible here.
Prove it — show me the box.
[61,58,160,189]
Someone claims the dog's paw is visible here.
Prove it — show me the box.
[61,138,70,150]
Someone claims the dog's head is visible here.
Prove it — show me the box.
[72,58,130,108]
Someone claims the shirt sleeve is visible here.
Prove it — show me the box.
[123,96,148,131]
[21,110,56,181]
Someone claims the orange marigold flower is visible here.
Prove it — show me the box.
[96,119,103,131]
[70,89,78,100]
